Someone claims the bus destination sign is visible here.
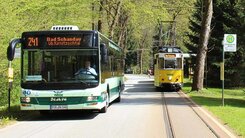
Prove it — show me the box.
[22,31,93,49]
[46,37,81,46]
[26,36,82,48]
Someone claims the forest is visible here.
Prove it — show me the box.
[0,0,244,107]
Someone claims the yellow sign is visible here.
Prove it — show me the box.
[8,68,13,78]
[8,68,14,82]
[220,62,224,80]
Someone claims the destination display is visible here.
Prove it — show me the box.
[46,37,81,46]
[22,31,94,49]
[165,54,176,58]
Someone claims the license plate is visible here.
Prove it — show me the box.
[50,105,68,110]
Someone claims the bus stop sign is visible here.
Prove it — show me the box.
[224,34,237,52]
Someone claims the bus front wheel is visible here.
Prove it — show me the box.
[100,92,109,113]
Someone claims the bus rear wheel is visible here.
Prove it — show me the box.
[115,84,121,102]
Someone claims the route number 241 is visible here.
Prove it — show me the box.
[28,37,38,47]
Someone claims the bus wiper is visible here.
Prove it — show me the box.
[80,81,88,86]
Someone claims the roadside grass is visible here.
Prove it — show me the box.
[0,105,38,128]
[183,79,245,137]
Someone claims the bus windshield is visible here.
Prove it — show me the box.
[21,49,99,89]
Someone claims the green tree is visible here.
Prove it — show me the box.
[0,0,93,107]
[191,0,213,91]
[186,0,245,88]
[0,0,200,108]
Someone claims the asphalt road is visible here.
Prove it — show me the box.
[0,74,217,138]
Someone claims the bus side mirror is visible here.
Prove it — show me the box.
[7,38,22,61]
[100,43,108,63]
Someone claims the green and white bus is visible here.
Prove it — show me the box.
[7,25,124,114]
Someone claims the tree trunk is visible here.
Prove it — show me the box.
[192,0,213,91]
[108,0,122,39]
[98,0,104,32]
[139,32,148,74]
[91,2,95,30]
[117,12,129,49]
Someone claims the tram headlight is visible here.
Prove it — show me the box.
[168,76,172,81]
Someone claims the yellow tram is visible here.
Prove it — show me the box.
[154,47,183,91]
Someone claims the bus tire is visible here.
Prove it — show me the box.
[115,84,121,103]
[100,92,109,113]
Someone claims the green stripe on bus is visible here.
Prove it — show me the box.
[21,96,104,105]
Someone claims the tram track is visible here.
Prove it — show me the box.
[177,91,236,138]
[176,91,219,138]
[161,91,218,138]
[161,92,175,138]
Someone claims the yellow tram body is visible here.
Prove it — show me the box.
[154,47,184,91]
[154,70,183,86]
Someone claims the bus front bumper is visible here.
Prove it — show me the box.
[20,101,106,111]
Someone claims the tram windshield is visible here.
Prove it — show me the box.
[159,58,182,69]
[21,49,99,89]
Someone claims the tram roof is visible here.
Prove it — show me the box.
[158,46,182,53]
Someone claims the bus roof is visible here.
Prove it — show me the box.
[51,25,79,30]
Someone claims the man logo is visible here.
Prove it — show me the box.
[50,97,67,102]
[53,90,63,97]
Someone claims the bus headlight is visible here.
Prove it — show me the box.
[87,96,98,101]
[21,97,31,103]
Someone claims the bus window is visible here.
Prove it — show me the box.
[81,34,93,47]
[22,49,99,86]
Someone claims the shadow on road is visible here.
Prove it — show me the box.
[124,87,157,93]
[118,96,163,106]
[137,81,154,84]
[30,110,98,121]
[119,92,198,106]
[1,108,98,124]
[122,79,197,107]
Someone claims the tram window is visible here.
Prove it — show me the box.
[165,59,176,68]
[164,58,182,69]
[176,58,182,69]
[159,59,165,69]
